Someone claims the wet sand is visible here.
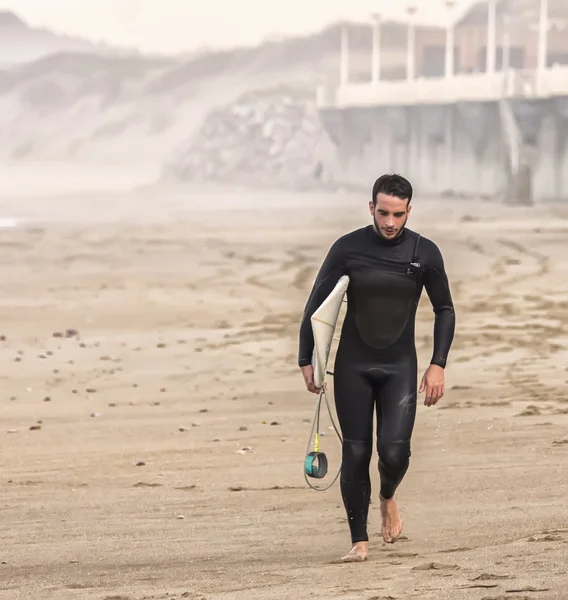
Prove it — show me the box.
[1,184,568,599]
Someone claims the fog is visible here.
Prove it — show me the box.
[2,3,568,599]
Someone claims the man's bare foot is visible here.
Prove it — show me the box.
[340,541,369,562]
[380,495,403,543]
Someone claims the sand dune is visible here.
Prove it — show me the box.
[1,184,568,599]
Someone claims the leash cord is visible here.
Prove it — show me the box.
[303,383,343,491]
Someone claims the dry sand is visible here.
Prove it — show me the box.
[1,179,568,600]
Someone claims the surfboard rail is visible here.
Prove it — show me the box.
[310,275,349,388]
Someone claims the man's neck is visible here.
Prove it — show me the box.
[371,224,406,245]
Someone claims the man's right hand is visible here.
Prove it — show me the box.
[300,364,322,394]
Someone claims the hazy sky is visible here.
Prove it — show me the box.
[0,0,474,55]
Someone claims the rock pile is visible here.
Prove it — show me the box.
[162,90,335,188]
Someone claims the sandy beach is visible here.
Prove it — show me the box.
[1,174,568,600]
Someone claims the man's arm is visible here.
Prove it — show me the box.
[298,239,346,367]
[422,241,456,369]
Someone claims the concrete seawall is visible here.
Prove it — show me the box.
[319,96,568,202]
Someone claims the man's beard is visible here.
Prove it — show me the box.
[373,214,407,239]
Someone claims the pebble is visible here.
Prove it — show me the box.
[199,409,208,413]
[44,396,51,402]
[7,429,17,434]
[176,515,185,520]
[136,461,146,467]
[239,426,248,431]
[179,427,189,432]
[29,425,41,431]
[86,388,97,394]
[90,412,100,418]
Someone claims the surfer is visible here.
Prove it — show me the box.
[298,173,455,562]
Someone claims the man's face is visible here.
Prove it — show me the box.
[369,193,411,240]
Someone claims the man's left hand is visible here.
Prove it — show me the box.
[419,364,445,407]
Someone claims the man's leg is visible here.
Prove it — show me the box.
[333,363,374,561]
[375,362,418,543]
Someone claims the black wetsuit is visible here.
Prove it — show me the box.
[298,225,455,544]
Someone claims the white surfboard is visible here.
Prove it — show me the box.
[311,275,350,389]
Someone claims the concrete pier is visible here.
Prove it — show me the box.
[317,69,568,201]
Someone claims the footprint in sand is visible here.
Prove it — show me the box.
[527,533,564,542]
[505,587,550,593]
[438,546,471,553]
[480,596,531,600]
[472,573,511,582]
[412,562,460,571]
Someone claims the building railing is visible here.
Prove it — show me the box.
[316,65,568,109]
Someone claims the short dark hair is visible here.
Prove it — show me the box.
[372,173,413,205]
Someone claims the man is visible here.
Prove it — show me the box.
[298,173,455,563]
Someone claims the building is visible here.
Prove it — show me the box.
[414,0,568,77]
[315,0,568,202]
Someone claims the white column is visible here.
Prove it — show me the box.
[445,23,455,77]
[340,25,349,86]
[407,7,417,81]
[371,14,382,83]
[537,0,548,73]
[445,0,455,77]
[487,0,496,73]
[502,15,510,72]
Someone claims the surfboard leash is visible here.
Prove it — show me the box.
[303,379,343,492]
